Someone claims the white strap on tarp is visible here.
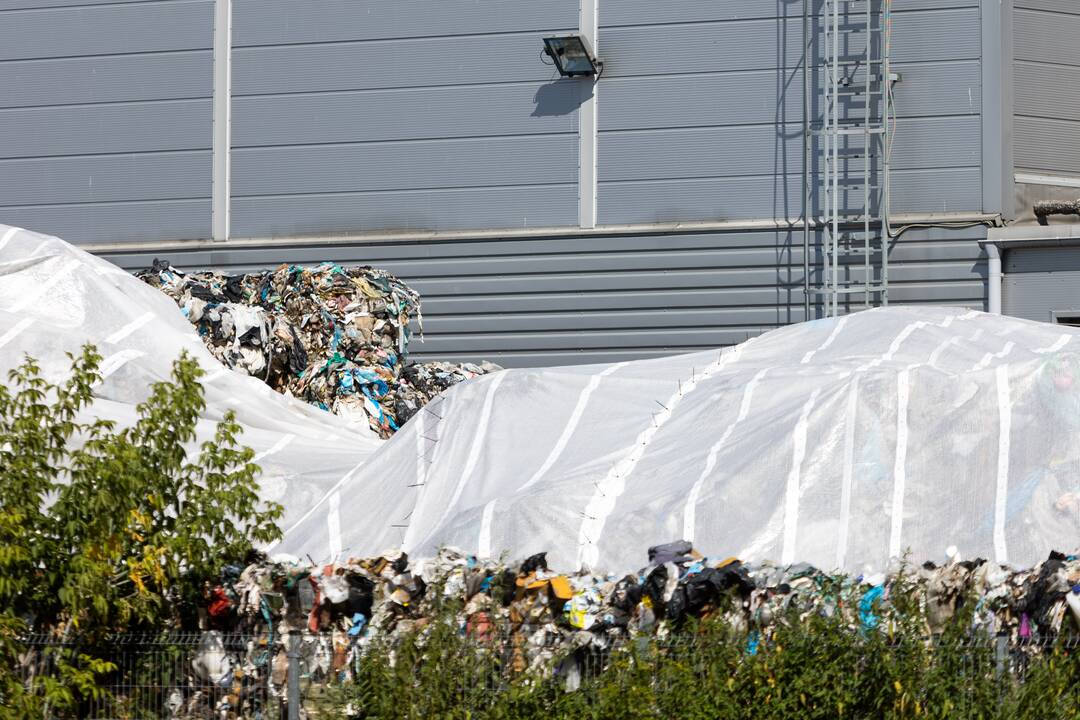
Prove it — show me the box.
[835,376,859,569]
[889,368,911,559]
[327,490,342,563]
[273,460,366,549]
[578,348,733,570]
[0,318,33,350]
[1034,334,1071,355]
[517,362,628,493]
[681,356,761,543]
[98,349,145,380]
[422,372,504,550]
[782,388,822,565]
[251,433,295,464]
[994,365,1011,564]
[0,226,19,253]
[801,316,848,365]
[105,312,155,345]
[9,259,80,314]
[971,341,1015,372]
[477,499,497,559]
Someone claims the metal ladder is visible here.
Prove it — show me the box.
[814,0,894,317]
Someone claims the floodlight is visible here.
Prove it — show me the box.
[542,35,602,78]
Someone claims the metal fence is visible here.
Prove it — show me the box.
[16,631,1079,719]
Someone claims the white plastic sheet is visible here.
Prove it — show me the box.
[282,303,1080,574]
[5,226,1078,575]
[0,225,381,537]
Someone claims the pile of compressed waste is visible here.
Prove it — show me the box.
[195,543,1080,695]
[137,260,499,436]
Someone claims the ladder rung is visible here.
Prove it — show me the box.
[829,285,887,295]
[813,127,885,136]
[808,286,887,296]
[836,88,887,96]
[835,127,885,135]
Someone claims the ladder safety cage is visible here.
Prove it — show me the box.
[809,0,896,318]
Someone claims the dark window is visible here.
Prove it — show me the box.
[1053,313,1080,328]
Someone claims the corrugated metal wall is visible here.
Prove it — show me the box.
[101,224,988,367]
[596,1,984,224]
[229,0,580,238]
[1012,0,1080,179]
[0,0,214,243]
[1,0,996,366]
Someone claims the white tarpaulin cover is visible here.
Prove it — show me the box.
[282,301,1080,574]
[0,225,381,534]
[4,226,1079,575]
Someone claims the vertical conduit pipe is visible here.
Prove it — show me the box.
[987,243,1002,314]
[803,0,812,319]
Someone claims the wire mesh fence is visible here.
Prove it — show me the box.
[15,630,1080,719]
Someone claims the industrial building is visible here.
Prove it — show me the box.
[1,0,1078,366]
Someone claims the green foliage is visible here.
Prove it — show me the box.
[324,589,1080,720]
[0,346,282,717]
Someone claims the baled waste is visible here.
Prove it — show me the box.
[192,542,1080,703]
[138,260,499,437]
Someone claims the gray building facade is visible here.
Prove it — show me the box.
[0,1,1072,366]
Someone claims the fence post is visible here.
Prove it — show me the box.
[994,635,1008,680]
[287,633,301,720]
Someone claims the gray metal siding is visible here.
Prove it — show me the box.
[229,0,580,238]
[101,225,988,367]
[0,0,213,243]
[1013,2,1080,178]
[1003,246,1080,322]
[597,2,985,224]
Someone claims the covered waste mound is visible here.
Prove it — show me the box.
[277,306,1080,575]
[0,224,380,533]
[200,543,1080,691]
[139,260,499,437]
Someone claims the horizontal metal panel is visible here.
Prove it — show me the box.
[602,9,979,78]
[232,83,579,147]
[598,168,983,225]
[1005,246,1080,274]
[233,34,567,96]
[412,327,775,353]
[0,0,212,61]
[1014,8,1080,66]
[415,284,986,317]
[100,225,987,366]
[1014,0,1080,17]
[230,185,578,238]
[0,0,193,9]
[1013,62,1080,123]
[1014,116,1080,175]
[0,99,211,159]
[1003,271,1080,322]
[118,236,981,280]
[4,199,210,244]
[601,1,978,27]
[599,116,980,183]
[0,150,210,205]
[0,51,211,109]
[600,61,981,131]
[232,135,576,196]
[401,262,983,296]
[417,306,806,334]
[232,0,576,47]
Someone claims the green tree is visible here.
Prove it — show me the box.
[0,346,282,717]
